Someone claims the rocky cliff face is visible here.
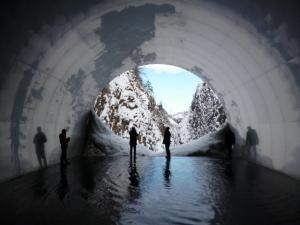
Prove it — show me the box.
[188,83,227,139]
[94,70,226,151]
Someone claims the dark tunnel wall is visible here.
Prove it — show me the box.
[0,0,300,181]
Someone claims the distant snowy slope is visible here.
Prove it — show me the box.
[152,127,224,156]
[172,111,191,144]
[87,110,224,157]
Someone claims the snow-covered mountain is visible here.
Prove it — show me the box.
[94,68,178,151]
[172,111,191,144]
[171,83,226,143]
[188,82,227,139]
[94,69,226,151]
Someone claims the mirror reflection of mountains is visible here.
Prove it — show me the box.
[94,69,226,151]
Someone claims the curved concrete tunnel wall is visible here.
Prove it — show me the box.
[0,0,300,180]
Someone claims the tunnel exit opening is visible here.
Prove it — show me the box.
[90,64,227,155]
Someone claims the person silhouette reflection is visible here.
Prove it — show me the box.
[164,157,171,186]
[246,126,259,160]
[56,165,69,200]
[129,161,139,187]
[33,126,48,168]
[163,127,171,158]
[127,161,140,204]
[129,127,138,163]
[32,170,48,197]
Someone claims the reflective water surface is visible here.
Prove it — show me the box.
[0,156,300,225]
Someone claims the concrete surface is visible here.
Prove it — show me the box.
[0,0,300,180]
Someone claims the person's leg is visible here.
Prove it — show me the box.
[164,144,167,157]
[44,155,48,167]
[61,147,67,165]
[40,149,47,167]
[35,147,42,168]
[247,144,251,158]
[65,147,70,164]
[166,144,170,158]
[228,144,232,158]
[134,145,136,162]
[60,147,64,165]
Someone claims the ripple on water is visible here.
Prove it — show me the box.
[115,157,300,225]
[1,156,299,225]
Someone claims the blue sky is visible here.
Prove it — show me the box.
[139,64,202,115]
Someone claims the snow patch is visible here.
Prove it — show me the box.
[86,110,224,157]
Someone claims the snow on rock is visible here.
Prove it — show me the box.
[86,110,153,157]
[172,111,191,144]
[188,83,227,139]
[154,129,223,156]
[87,109,224,157]
[171,83,227,144]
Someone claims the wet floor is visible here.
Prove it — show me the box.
[0,156,300,225]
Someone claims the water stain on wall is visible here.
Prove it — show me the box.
[26,87,44,104]
[10,59,39,174]
[66,69,87,103]
[93,3,175,86]
[131,48,156,65]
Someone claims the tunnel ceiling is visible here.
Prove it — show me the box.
[0,0,300,180]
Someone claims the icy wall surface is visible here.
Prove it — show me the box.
[0,0,300,180]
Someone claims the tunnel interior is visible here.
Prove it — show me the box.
[0,0,300,181]
[1,1,300,224]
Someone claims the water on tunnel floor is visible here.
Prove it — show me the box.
[0,156,299,225]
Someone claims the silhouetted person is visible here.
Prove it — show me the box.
[224,125,235,158]
[59,129,70,166]
[163,127,171,158]
[129,127,138,162]
[246,126,259,160]
[33,126,47,168]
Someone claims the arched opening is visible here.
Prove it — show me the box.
[89,64,227,155]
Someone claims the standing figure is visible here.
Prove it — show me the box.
[33,126,48,168]
[224,125,235,158]
[129,127,138,162]
[163,127,171,158]
[59,129,70,166]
